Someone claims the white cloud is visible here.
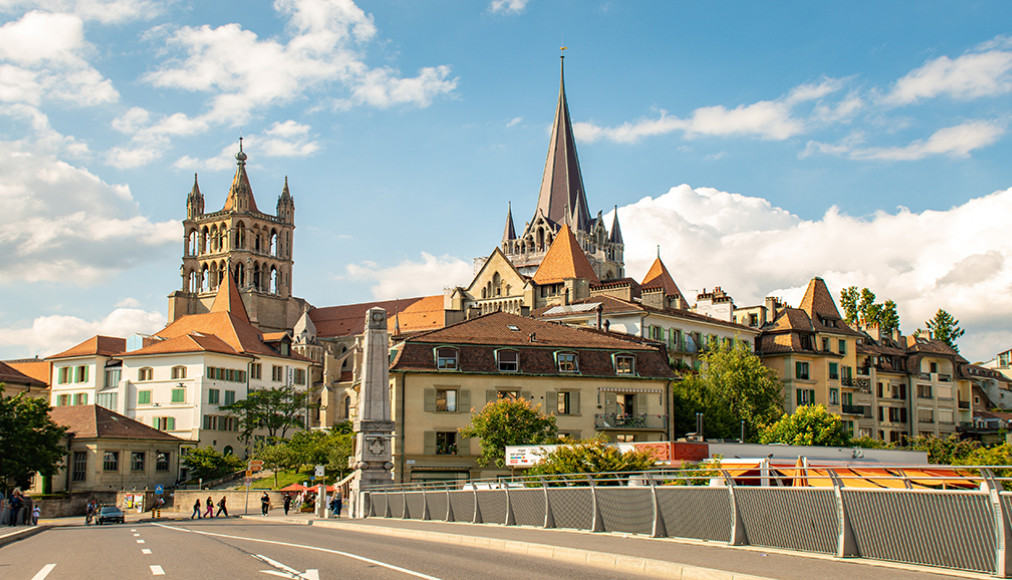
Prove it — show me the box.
[616,184,1012,363]
[806,120,1005,161]
[0,0,162,24]
[490,0,529,15]
[345,252,473,299]
[0,307,165,359]
[260,120,319,157]
[885,44,1012,105]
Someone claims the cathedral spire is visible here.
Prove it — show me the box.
[277,175,294,223]
[502,202,516,244]
[223,138,259,213]
[609,205,624,244]
[186,172,204,218]
[533,54,591,232]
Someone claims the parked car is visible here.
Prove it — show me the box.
[96,505,125,525]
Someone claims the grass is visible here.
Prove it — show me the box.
[237,469,345,490]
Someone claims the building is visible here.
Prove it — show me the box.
[387,311,676,483]
[0,360,48,397]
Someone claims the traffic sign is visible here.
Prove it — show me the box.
[245,477,252,485]
[154,485,164,495]
[250,460,264,472]
[245,469,252,478]
[314,464,325,477]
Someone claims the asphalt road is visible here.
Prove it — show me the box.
[0,519,647,580]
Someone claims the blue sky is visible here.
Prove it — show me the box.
[2,0,1012,363]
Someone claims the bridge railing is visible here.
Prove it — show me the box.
[362,465,1012,577]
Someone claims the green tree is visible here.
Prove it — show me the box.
[181,446,244,482]
[672,341,783,441]
[287,425,355,479]
[838,287,900,333]
[526,439,658,480]
[877,300,900,334]
[0,387,67,491]
[255,440,300,488]
[221,386,315,444]
[906,434,979,464]
[460,398,557,468]
[760,405,851,447]
[925,309,965,352]
[840,286,859,324]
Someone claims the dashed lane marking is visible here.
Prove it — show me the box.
[150,565,165,575]
[137,539,146,544]
[30,564,56,580]
[133,533,141,537]
[142,549,152,554]
[153,523,442,580]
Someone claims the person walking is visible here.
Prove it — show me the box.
[283,494,291,516]
[260,492,270,517]
[215,496,228,518]
[32,504,40,525]
[204,496,214,518]
[8,491,23,526]
[328,493,342,518]
[191,498,202,519]
[85,499,97,525]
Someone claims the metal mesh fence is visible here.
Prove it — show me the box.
[656,486,732,542]
[735,488,839,554]
[547,488,593,530]
[404,492,425,520]
[449,491,475,523]
[426,491,449,521]
[596,488,653,535]
[510,489,546,527]
[476,490,508,525]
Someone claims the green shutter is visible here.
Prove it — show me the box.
[457,432,470,455]
[796,388,803,405]
[570,391,581,415]
[424,389,436,413]
[458,389,470,413]
[167,417,175,431]
[545,391,558,414]
[423,431,436,455]
[138,390,151,405]
[635,393,648,415]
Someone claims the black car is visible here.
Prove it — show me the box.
[96,506,125,525]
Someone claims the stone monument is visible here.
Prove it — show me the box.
[349,307,395,517]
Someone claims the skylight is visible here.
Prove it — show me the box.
[507,325,520,331]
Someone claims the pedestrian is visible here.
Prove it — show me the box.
[260,492,270,516]
[205,496,214,518]
[283,494,291,516]
[32,504,40,525]
[8,491,23,526]
[191,498,202,519]
[86,499,97,525]
[334,493,342,518]
[215,496,228,518]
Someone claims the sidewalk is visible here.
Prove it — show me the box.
[236,511,974,580]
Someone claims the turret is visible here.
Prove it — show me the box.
[186,173,204,219]
[277,176,295,224]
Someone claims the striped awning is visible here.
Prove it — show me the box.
[597,387,663,394]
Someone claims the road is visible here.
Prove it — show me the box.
[0,519,643,580]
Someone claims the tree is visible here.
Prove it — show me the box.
[286,425,355,479]
[840,286,859,324]
[0,387,67,491]
[526,439,658,479]
[672,341,783,442]
[221,386,314,444]
[760,405,851,447]
[925,309,965,352]
[906,434,979,464]
[459,398,557,468]
[255,440,300,488]
[839,287,900,333]
[181,446,244,482]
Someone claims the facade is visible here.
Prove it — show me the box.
[0,360,48,397]
[387,311,676,483]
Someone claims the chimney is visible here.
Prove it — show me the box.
[529,332,537,343]
[595,304,603,330]
[603,319,610,332]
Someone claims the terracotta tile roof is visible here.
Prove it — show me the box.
[210,271,249,320]
[262,332,290,342]
[532,224,599,285]
[640,257,683,298]
[798,277,863,337]
[534,295,756,333]
[49,335,127,360]
[0,361,46,388]
[50,405,183,442]
[309,296,445,339]
[5,359,51,386]
[123,332,246,358]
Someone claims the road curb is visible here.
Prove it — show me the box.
[0,525,46,548]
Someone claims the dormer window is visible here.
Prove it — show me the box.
[557,352,579,373]
[138,367,154,381]
[614,354,635,375]
[497,350,519,372]
[436,347,458,370]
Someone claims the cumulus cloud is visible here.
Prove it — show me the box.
[489,0,529,15]
[615,184,1012,363]
[345,252,473,299]
[805,120,1005,161]
[0,138,178,284]
[0,0,162,24]
[171,127,317,171]
[884,38,1012,105]
[0,307,165,359]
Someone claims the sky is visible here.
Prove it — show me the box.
[2,0,1012,364]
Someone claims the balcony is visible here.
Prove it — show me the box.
[856,366,870,376]
[854,378,871,393]
[841,376,856,387]
[938,374,952,382]
[595,413,668,431]
[841,404,865,416]
[959,400,970,409]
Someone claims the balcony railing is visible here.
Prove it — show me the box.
[938,374,952,382]
[841,376,856,387]
[841,404,865,416]
[959,401,971,409]
[594,413,668,430]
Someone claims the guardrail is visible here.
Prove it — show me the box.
[362,465,1012,577]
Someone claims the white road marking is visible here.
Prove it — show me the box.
[153,523,442,579]
[30,564,56,580]
[133,533,141,537]
[137,539,146,544]
[142,549,152,554]
[150,565,165,575]
[131,529,137,532]
[255,554,319,580]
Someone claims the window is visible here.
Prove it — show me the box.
[795,361,810,380]
[171,388,185,403]
[103,451,119,471]
[557,353,579,373]
[435,432,457,455]
[497,350,519,372]
[58,367,70,384]
[131,452,145,471]
[436,347,458,370]
[155,452,170,472]
[929,362,938,373]
[208,388,220,404]
[293,368,306,385]
[57,394,70,406]
[72,451,87,482]
[918,408,934,423]
[75,365,88,383]
[251,363,262,380]
[436,388,457,412]
[829,388,839,405]
[614,355,635,375]
[154,417,175,431]
[917,384,933,399]
[796,388,816,405]
[838,340,846,354]
[496,389,520,400]
[557,391,575,415]
[97,392,118,410]
[828,362,839,380]
[822,338,830,352]
[138,390,151,405]
[105,368,121,390]
[272,365,284,382]
[224,390,235,405]
[138,367,153,381]
[72,393,88,406]
[171,366,187,379]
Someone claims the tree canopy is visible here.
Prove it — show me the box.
[672,341,783,442]
[181,446,244,482]
[221,386,314,444]
[839,286,900,333]
[0,387,67,491]
[526,439,658,478]
[760,405,851,447]
[459,398,557,468]
[925,309,965,352]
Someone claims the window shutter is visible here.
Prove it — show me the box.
[796,389,803,405]
[635,393,648,414]
[457,432,470,455]
[458,389,471,413]
[167,417,175,430]
[521,390,533,402]
[545,391,558,413]
[486,389,497,404]
[423,431,436,455]
[571,391,581,416]
[424,389,436,413]
[82,366,88,382]
[604,391,617,414]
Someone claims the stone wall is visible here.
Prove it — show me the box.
[170,489,294,516]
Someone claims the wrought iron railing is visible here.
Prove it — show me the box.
[594,413,667,430]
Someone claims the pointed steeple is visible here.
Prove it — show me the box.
[277,175,294,223]
[186,173,204,218]
[532,224,599,285]
[609,205,624,244]
[533,55,591,232]
[502,202,516,244]
[223,137,259,213]
[641,255,683,300]
[210,269,250,322]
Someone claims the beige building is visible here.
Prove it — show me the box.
[387,311,676,483]
[0,360,47,398]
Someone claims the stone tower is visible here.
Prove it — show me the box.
[168,139,306,333]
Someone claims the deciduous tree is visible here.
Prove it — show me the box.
[0,387,67,491]
[221,386,314,443]
[839,287,900,333]
[526,439,658,479]
[460,398,557,468]
[760,405,851,447]
[181,446,244,482]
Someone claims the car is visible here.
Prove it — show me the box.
[95,506,125,525]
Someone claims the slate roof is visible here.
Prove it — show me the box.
[49,336,127,360]
[0,361,46,388]
[50,405,183,442]
[222,144,259,213]
[532,224,599,285]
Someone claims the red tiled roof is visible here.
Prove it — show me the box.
[123,332,247,358]
[640,257,683,298]
[4,359,51,386]
[49,336,127,360]
[49,405,184,442]
[210,271,249,320]
[798,277,863,337]
[0,361,46,388]
[532,224,599,285]
[309,296,446,339]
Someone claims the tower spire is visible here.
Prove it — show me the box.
[610,205,624,244]
[224,138,258,213]
[502,202,516,244]
[186,172,204,218]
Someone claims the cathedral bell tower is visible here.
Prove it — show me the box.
[168,139,306,333]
